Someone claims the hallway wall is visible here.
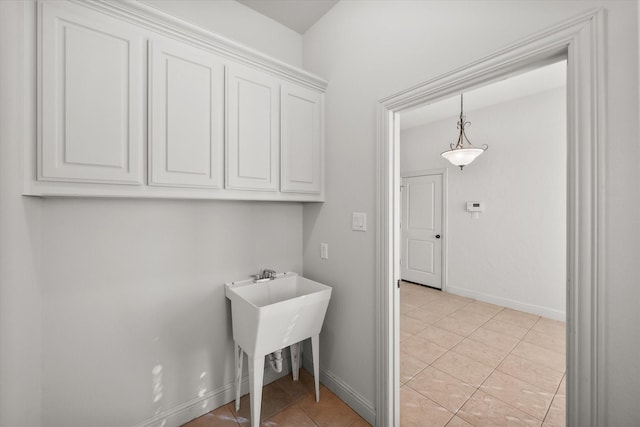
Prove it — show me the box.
[401,88,567,319]
[303,1,640,424]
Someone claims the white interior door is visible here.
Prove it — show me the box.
[401,174,443,288]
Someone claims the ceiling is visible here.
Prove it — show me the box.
[401,60,567,130]
[236,0,338,34]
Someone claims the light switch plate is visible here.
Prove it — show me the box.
[352,212,367,232]
[320,243,328,259]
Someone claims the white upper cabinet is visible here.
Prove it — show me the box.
[225,65,280,191]
[31,1,326,201]
[149,38,225,188]
[39,1,144,185]
[281,83,323,194]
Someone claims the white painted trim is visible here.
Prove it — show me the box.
[71,0,327,91]
[400,168,448,291]
[376,9,606,427]
[302,356,376,425]
[446,285,566,321]
[133,359,294,427]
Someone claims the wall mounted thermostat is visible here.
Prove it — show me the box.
[466,201,484,219]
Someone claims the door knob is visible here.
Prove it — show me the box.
[435,234,441,239]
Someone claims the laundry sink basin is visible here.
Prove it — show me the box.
[225,272,332,357]
[226,272,332,427]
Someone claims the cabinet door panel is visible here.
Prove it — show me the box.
[149,38,224,188]
[281,83,323,193]
[39,2,143,184]
[226,65,279,191]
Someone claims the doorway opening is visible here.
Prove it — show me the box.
[397,59,567,425]
[375,10,605,427]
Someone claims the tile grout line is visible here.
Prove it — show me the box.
[453,308,553,425]
[443,299,513,425]
[404,286,499,424]
[540,371,566,425]
[402,282,564,426]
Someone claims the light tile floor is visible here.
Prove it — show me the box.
[184,282,565,426]
[181,368,370,427]
[400,281,566,427]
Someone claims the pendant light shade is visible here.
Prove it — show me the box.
[441,94,487,170]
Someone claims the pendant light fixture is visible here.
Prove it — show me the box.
[441,94,488,170]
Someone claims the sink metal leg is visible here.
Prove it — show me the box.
[234,342,243,411]
[311,334,320,402]
[290,342,301,381]
[247,354,264,427]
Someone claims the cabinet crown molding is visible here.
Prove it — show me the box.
[71,0,328,92]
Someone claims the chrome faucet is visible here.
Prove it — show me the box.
[254,269,276,283]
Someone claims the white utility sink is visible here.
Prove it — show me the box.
[225,272,331,427]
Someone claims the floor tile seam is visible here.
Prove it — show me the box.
[494,315,540,334]
[403,389,457,426]
[490,330,566,396]
[477,366,555,422]
[458,385,546,425]
[442,306,500,338]
[296,400,325,427]
[297,388,362,426]
[426,346,492,388]
[262,401,318,427]
[408,283,563,425]
[510,343,566,370]
[495,350,566,386]
[447,343,506,371]
[501,316,565,374]
[555,373,566,397]
[521,334,568,354]
[226,402,245,425]
[541,374,566,425]
[540,398,555,426]
[475,385,547,423]
[406,359,432,385]
[449,390,480,426]
[450,333,529,424]
[408,364,478,413]
[235,380,318,426]
[465,331,520,354]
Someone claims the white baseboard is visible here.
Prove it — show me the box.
[302,356,376,425]
[445,285,566,321]
[132,357,293,427]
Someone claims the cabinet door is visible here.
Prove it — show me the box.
[226,65,280,191]
[280,83,323,194]
[39,2,144,184]
[149,38,224,188]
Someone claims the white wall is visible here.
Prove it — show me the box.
[0,3,42,426]
[401,88,566,319]
[41,199,303,426]
[303,1,640,424]
[138,0,303,67]
[0,1,305,426]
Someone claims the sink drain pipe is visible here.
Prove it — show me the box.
[267,349,283,373]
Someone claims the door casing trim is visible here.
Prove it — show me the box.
[375,9,606,427]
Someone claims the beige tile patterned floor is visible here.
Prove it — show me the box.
[181,368,370,426]
[184,281,565,426]
[400,281,566,427]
